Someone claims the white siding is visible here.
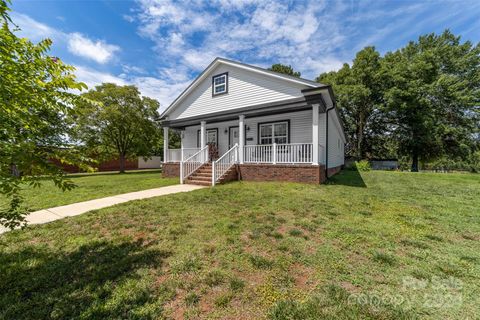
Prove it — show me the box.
[168,64,309,120]
[182,111,315,156]
[327,111,345,168]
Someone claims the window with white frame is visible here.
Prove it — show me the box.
[212,73,228,96]
[259,121,288,144]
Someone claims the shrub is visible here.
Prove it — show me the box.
[354,160,371,171]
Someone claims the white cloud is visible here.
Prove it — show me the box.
[10,12,60,42]
[73,65,190,112]
[11,13,120,64]
[67,33,120,64]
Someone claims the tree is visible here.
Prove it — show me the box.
[0,0,89,228]
[72,83,161,173]
[382,31,480,171]
[268,64,301,77]
[317,47,387,159]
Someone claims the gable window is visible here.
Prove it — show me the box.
[259,121,289,145]
[212,72,228,96]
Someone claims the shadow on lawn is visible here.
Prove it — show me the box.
[0,240,171,319]
[327,168,367,188]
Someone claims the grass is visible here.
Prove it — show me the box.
[0,169,177,211]
[0,170,479,319]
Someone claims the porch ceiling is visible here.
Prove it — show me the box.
[162,94,326,129]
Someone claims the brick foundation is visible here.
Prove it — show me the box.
[162,162,180,177]
[162,162,342,184]
[238,164,326,184]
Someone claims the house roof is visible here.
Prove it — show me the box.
[160,57,324,119]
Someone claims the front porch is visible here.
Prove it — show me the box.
[162,101,335,186]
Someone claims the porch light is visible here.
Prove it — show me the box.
[224,128,228,134]
[246,126,250,131]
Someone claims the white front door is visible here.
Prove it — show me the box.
[229,127,239,149]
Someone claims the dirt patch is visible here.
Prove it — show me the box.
[290,263,318,291]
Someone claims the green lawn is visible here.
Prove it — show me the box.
[0,170,178,211]
[1,170,479,319]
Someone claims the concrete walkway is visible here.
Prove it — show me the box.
[0,184,205,234]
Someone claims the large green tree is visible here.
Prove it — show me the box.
[268,63,301,78]
[72,83,161,173]
[382,31,480,171]
[0,0,88,228]
[317,47,388,158]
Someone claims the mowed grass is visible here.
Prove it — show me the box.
[0,170,177,211]
[1,170,479,319]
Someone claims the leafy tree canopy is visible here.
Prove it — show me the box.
[382,30,480,171]
[0,0,89,228]
[72,83,161,173]
[268,63,301,78]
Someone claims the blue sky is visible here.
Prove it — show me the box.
[10,0,480,111]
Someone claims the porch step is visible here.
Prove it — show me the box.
[187,175,211,181]
[186,179,211,186]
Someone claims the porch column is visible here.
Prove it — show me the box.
[200,121,206,148]
[163,126,169,163]
[239,115,245,164]
[312,104,319,165]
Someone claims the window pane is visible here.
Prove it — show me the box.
[260,124,272,137]
[274,123,287,135]
[214,76,225,85]
[207,130,217,145]
[260,138,272,144]
[215,85,225,93]
[275,137,287,144]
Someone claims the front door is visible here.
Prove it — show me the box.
[229,126,239,149]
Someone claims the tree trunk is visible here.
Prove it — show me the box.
[356,114,365,159]
[411,152,419,172]
[119,153,125,173]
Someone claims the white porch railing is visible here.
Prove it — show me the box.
[166,148,200,162]
[244,143,315,164]
[180,146,208,184]
[212,144,238,186]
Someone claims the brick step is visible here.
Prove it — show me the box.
[186,180,211,186]
[188,175,211,181]
[196,169,212,174]
[195,172,212,177]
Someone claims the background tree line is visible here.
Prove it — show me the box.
[274,31,480,172]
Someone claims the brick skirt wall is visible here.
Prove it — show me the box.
[238,164,326,184]
[161,162,342,183]
[162,163,180,177]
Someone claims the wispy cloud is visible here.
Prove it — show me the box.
[11,12,120,64]
[67,33,120,64]
[74,65,189,111]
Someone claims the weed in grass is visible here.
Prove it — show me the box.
[203,244,216,255]
[270,231,284,239]
[460,255,478,263]
[277,243,290,252]
[249,255,274,269]
[229,277,245,291]
[372,251,397,266]
[172,256,202,274]
[461,233,478,240]
[185,292,200,306]
[288,229,303,237]
[204,270,225,287]
[425,234,444,242]
[400,239,430,249]
[214,293,233,308]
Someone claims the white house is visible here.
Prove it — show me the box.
[160,57,345,186]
